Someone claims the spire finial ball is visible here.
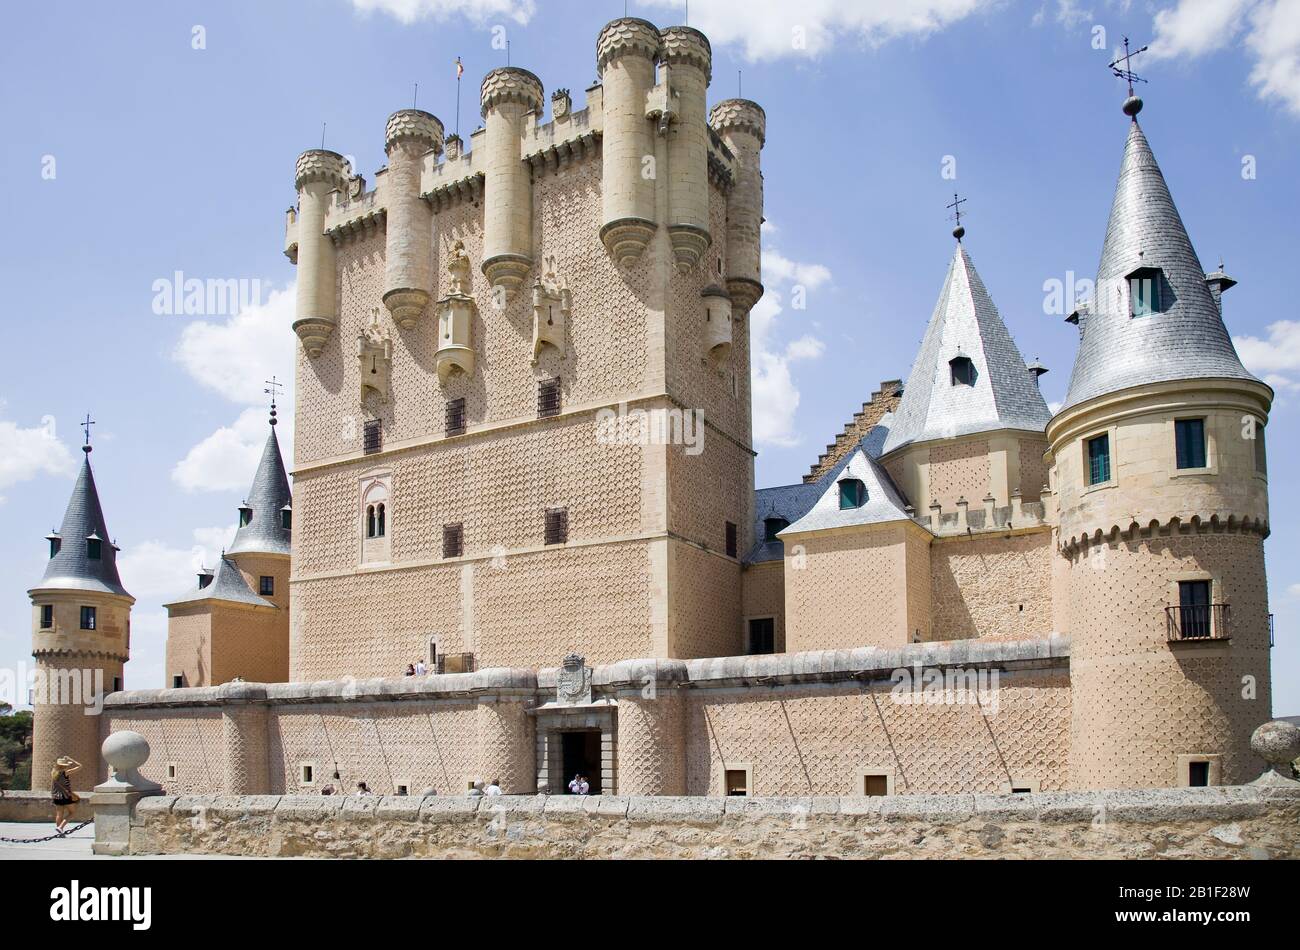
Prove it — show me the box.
[953,225,966,242]
[1123,95,1144,117]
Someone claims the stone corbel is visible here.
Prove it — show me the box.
[358,310,393,403]
[531,255,570,364]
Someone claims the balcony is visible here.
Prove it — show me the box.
[1166,604,1231,643]
[435,653,476,675]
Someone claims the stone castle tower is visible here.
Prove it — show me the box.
[282,17,767,679]
[28,440,134,790]
[163,407,292,688]
[1049,95,1273,788]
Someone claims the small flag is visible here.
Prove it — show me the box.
[455,57,464,79]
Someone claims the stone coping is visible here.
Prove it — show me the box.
[104,637,1070,710]
[0,789,56,822]
[135,784,1298,826]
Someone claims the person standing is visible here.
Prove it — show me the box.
[51,756,81,832]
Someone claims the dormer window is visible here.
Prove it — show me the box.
[86,536,102,560]
[763,518,789,543]
[950,356,975,387]
[839,478,866,510]
[238,506,253,528]
[1128,266,1163,316]
[281,507,292,531]
[47,535,61,558]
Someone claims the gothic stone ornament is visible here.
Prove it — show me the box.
[531,254,571,364]
[557,652,592,706]
[357,309,393,403]
[552,88,572,119]
[435,240,477,383]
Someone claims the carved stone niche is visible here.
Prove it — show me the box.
[701,285,733,368]
[435,240,477,383]
[531,254,571,364]
[357,310,393,403]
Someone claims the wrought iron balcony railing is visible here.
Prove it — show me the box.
[1166,604,1231,643]
[435,653,476,675]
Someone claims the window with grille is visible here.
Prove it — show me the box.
[259,576,275,596]
[40,605,53,629]
[446,398,466,437]
[363,420,383,455]
[725,521,738,558]
[443,523,464,559]
[80,606,96,630]
[544,508,568,545]
[1087,433,1111,486]
[1175,418,1207,470]
[1178,580,1212,639]
[538,378,562,418]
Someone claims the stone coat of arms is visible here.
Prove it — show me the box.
[557,653,592,706]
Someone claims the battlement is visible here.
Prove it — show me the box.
[659,25,712,79]
[596,17,662,73]
[384,108,443,154]
[480,66,545,116]
[710,98,767,146]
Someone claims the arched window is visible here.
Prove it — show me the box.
[376,503,387,538]
[839,478,866,510]
[366,505,377,539]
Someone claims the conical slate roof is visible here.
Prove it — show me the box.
[33,448,131,598]
[227,423,292,558]
[781,446,914,535]
[882,245,1051,455]
[1060,120,1259,411]
[165,556,273,609]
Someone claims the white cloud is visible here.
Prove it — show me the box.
[0,408,77,504]
[347,0,535,25]
[1149,0,1300,117]
[172,285,296,490]
[642,0,998,61]
[1234,319,1300,390]
[116,526,235,603]
[750,239,832,447]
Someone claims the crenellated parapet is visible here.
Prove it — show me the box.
[385,108,444,154]
[597,16,662,73]
[709,99,766,146]
[710,98,767,314]
[480,68,545,298]
[292,149,350,357]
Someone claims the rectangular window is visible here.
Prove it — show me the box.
[1188,761,1210,788]
[544,508,568,546]
[363,420,382,455]
[40,605,53,629]
[725,521,738,559]
[86,538,102,560]
[1179,580,1212,639]
[1129,268,1162,316]
[724,769,750,797]
[281,508,292,531]
[445,397,466,437]
[747,618,775,655]
[259,576,275,596]
[1087,433,1111,486]
[442,523,464,559]
[538,378,562,418]
[301,764,314,785]
[172,674,184,689]
[80,606,96,630]
[1255,421,1267,475]
[166,764,177,780]
[1175,418,1207,470]
[863,774,890,797]
[112,677,122,693]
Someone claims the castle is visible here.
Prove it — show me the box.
[29,17,1273,799]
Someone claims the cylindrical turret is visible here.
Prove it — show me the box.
[596,17,661,267]
[659,26,712,274]
[709,99,766,315]
[382,109,443,329]
[293,149,349,357]
[608,660,687,796]
[219,684,270,794]
[480,67,544,299]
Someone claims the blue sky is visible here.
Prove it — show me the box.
[1,0,1296,712]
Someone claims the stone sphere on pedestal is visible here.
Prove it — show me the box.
[102,730,150,783]
[1251,720,1300,779]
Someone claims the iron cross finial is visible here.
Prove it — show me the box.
[1109,36,1150,114]
[80,413,95,450]
[264,377,285,426]
[947,193,968,242]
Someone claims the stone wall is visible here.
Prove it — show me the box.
[124,786,1300,859]
[0,790,54,823]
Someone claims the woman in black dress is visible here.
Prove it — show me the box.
[51,755,81,831]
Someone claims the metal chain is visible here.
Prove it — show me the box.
[0,819,93,844]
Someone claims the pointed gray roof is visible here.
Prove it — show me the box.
[781,446,915,536]
[32,448,131,598]
[165,556,274,609]
[227,423,292,558]
[1061,120,1260,411]
[882,245,1051,456]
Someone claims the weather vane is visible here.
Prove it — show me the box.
[264,377,284,426]
[947,193,968,242]
[1109,36,1149,117]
